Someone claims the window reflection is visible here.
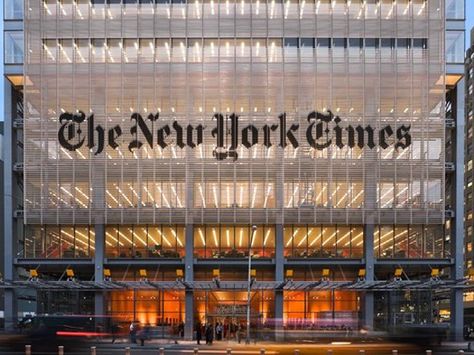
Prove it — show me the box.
[41,37,429,64]
[284,225,364,258]
[24,225,95,258]
[375,225,444,258]
[106,181,185,208]
[92,38,106,62]
[105,225,185,258]
[5,31,24,64]
[284,290,358,329]
[377,180,442,209]
[446,31,465,64]
[445,0,464,19]
[5,0,23,19]
[195,182,275,208]
[194,225,274,258]
[284,181,364,208]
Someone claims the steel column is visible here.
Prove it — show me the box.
[3,79,17,331]
[363,224,375,330]
[275,224,284,340]
[451,77,465,341]
[184,224,194,340]
[94,224,105,319]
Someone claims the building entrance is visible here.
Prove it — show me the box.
[195,290,274,340]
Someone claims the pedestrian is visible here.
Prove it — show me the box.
[179,321,185,338]
[138,328,145,346]
[237,323,242,344]
[129,321,137,344]
[196,321,202,345]
[205,323,214,344]
[111,322,119,344]
[216,322,223,340]
[231,322,236,339]
[138,323,151,346]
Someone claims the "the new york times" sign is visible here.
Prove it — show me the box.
[58,110,411,161]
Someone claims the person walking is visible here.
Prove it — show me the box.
[205,323,214,345]
[138,323,151,346]
[216,322,223,341]
[111,322,119,344]
[196,321,202,345]
[178,321,185,338]
[129,321,137,344]
[237,323,242,344]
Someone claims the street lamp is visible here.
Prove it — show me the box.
[246,225,257,344]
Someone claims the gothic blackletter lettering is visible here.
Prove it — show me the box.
[379,125,394,149]
[306,111,332,150]
[279,113,299,148]
[58,111,86,151]
[355,125,375,149]
[173,121,186,149]
[186,124,205,148]
[157,124,171,149]
[128,113,155,152]
[108,125,122,149]
[395,125,412,150]
[87,114,105,155]
[242,125,258,148]
[262,124,279,148]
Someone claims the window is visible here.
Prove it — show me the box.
[375,225,445,258]
[413,38,427,49]
[24,225,95,258]
[445,0,464,19]
[284,225,364,258]
[446,31,465,63]
[4,0,23,19]
[4,31,23,64]
[365,38,379,48]
[105,225,185,258]
[194,225,275,258]
[195,181,275,208]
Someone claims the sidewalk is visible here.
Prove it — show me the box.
[97,338,256,348]
[95,338,422,351]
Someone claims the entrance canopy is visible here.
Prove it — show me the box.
[0,278,469,292]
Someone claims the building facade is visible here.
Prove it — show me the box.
[464,27,474,322]
[1,0,467,341]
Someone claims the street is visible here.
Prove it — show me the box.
[0,341,472,355]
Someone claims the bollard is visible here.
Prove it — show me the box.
[459,351,464,354]
[194,348,199,355]
[58,346,64,355]
[91,346,96,355]
[159,347,165,355]
[426,351,432,355]
[260,349,265,355]
[392,351,398,355]
[294,350,300,355]
[25,345,31,355]
[125,346,131,355]
[226,349,232,355]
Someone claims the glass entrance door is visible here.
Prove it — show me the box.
[194,290,274,340]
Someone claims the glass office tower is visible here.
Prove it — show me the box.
[0,0,465,341]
